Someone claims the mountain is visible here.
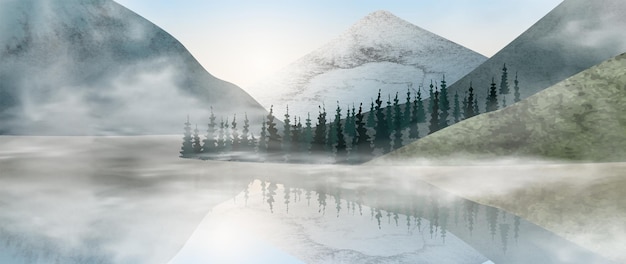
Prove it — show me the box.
[379,53,626,162]
[247,10,487,119]
[445,0,626,113]
[0,0,266,135]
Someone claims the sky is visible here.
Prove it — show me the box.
[113,0,563,89]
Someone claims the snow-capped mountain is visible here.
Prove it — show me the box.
[446,0,626,112]
[0,0,266,135]
[247,10,487,120]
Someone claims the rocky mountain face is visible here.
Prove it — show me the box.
[247,10,487,120]
[0,0,266,135]
[445,0,626,113]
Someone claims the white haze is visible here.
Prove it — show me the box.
[0,0,265,135]
[0,135,622,263]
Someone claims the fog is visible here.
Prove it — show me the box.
[0,135,623,263]
[0,0,266,136]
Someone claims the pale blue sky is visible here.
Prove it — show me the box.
[114,0,563,88]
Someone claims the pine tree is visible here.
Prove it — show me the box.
[465,82,476,119]
[415,86,426,123]
[427,82,435,115]
[202,108,217,155]
[282,106,292,157]
[392,92,403,150]
[474,97,480,116]
[216,118,225,152]
[241,113,250,150]
[486,77,499,113]
[366,100,377,152]
[439,76,450,129]
[327,120,336,156]
[453,91,461,123]
[429,88,440,134]
[355,103,368,149]
[334,104,347,163]
[374,90,390,153]
[384,95,393,151]
[403,87,412,128]
[349,105,357,143]
[258,116,268,153]
[312,106,327,154]
[223,117,232,153]
[499,64,510,95]
[266,106,281,152]
[302,113,313,154]
[231,114,239,152]
[344,106,355,148]
[180,115,194,158]
[514,72,521,103]
[409,89,420,140]
[291,116,301,153]
[193,124,202,154]
[462,93,468,120]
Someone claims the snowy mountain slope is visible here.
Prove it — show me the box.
[247,10,487,119]
[446,0,626,113]
[0,0,266,135]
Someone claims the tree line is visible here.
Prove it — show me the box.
[181,64,521,164]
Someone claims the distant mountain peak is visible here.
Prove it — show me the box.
[349,10,416,32]
[246,10,486,120]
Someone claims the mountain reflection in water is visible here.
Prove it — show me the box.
[172,168,612,264]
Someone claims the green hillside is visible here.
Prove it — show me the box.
[383,53,626,162]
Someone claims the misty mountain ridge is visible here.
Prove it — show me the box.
[247,10,487,119]
[445,0,626,114]
[381,52,626,163]
[0,0,266,135]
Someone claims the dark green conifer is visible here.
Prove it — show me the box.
[392,92,403,150]
[258,116,268,153]
[193,124,202,154]
[202,108,217,154]
[486,77,499,112]
[180,115,194,158]
[409,89,420,140]
[499,64,510,95]
[302,113,313,154]
[415,86,426,123]
[334,104,347,163]
[465,82,476,119]
[439,75,450,128]
[282,106,292,156]
[223,117,232,153]
[231,114,239,152]
[474,98,479,115]
[514,72,521,103]
[374,90,390,153]
[291,116,301,152]
[355,103,368,148]
[241,113,250,149]
[429,88,440,134]
[312,106,327,154]
[216,118,225,152]
[453,91,461,123]
[427,81,435,114]
[384,95,393,151]
[266,106,281,152]
[403,87,412,128]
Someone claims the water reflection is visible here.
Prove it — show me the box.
[231,176,611,264]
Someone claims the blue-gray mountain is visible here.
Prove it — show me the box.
[0,0,266,135]
[447,0,626,113]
